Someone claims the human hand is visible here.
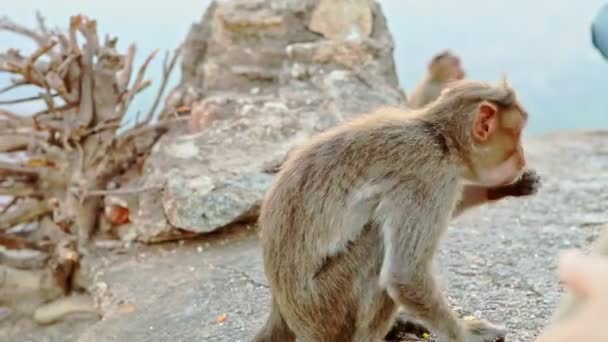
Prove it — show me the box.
[536,251,608,342]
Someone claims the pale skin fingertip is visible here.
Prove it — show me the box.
[558,252,608,299]
[558,250,583,274]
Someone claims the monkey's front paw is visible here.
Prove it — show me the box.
[508,169,541,197]
[463,318,507,342]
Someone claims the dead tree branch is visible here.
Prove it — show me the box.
[142,46,181,124]
[0,12,182,315]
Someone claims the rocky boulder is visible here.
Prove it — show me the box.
[134,0,407,240]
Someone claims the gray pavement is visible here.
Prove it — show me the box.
[3,131,608,342]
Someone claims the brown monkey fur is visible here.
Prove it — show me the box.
[388,170,541,340]
[551,224,608,323]
[253,79,539,342]
[408,50,466,109]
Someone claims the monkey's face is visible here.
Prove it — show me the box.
[447,57,465,80]
[464,103,528,187]
[433,56,465,81]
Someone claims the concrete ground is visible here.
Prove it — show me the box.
[2,131,608,342]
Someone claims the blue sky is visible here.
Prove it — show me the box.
[2,0,608,135]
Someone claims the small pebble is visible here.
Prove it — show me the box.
[216,313,227,323]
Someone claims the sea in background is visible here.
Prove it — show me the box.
[2,0,607,136]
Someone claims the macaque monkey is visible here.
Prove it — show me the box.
[408,50,466,109]
[551,225,608,322]
[252,79,540,342]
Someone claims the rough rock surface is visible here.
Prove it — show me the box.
[134,0,406,240]
[2,130,607,342]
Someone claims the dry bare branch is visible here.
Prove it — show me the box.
[0,109,33,125]
[116,44,135,92]
[57,54,78,79]
[0,199,51,229]
[27,40,57,68]
[0,161,41,176]
[45,71,68,96]
[33,102,78,118]
[0,198,17,215]
[0,134,31,152]
[33,294,97,324]
[78,24,96,127]
[85,185,161,198]
[0,12,181,312]
[0,231,35,249]
[0,79,27,94]
[142,46,181,124]
[78,18,99,52]
[0,16,48,45]
[116,49,158,118]
[80,120,121,138]
[31,138,66,162]
[0,184,39,197]
[0,92,58,105]
[23,40,58,85]
[48,240,78,294]
[133,49,158,90]
[35,11,49,34]
[68,15,82,55]
[0,264,63,315]
[118,116,188,143]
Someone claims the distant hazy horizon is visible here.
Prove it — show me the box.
[2,0,607,135]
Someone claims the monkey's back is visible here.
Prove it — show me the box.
[259,109,458,282]
[408,79,443,109]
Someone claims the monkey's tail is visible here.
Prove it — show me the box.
[251,298,295,342]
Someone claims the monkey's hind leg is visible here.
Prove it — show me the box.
[251,299,295,342]
[351,289,400,342]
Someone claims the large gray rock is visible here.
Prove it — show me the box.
[135,0,407,239]
[308,0,373,40]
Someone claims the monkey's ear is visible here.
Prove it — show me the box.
[472,101,498,142]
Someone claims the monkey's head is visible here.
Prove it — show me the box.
[429,50,466,82]
[440,80,528,187]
